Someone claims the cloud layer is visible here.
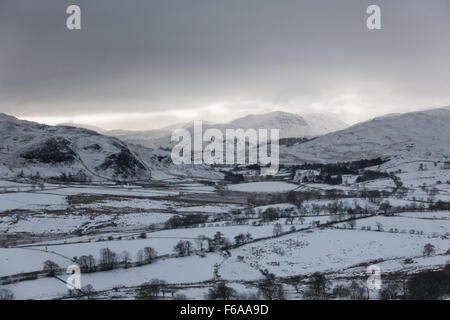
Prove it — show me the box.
[1,0,450,129]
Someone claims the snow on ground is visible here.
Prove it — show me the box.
[295,183,355,192]
[303,198,375,208]
[39,186,179,197]
[228,182,299,193]
[176,183,216,193]
[114,213,175,228]
[359,178,396,190]
[3,253,223,300]
[175,204,241,214]
[0,211,176,234]
[3,218,333,277]
[0,192,66,212]
[343,253,450,279]
[0,248,70,277]
[398,211,450,220]
[347,215,450,236]
[28,225,275,262]
[75,198,171,210]
[254,203,297,212]
[0,215,92,234]
[219,228,449,280]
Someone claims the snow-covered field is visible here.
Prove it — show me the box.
[344,215,450,236]
[220,229,449,280]
[1,151,450,300]
[3,253,223,300]
[228,182,299,193]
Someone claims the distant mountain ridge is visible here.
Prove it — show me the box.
[103,111,349,149]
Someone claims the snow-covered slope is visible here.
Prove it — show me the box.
[281,107,450,163]
[106,111,348,149]
[0,114,152,181]
[58,122,108,134]
[229,111,347,138]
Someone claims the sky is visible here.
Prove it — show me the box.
[1,0,450,130]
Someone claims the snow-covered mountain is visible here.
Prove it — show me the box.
[0,114,152,181]
[228,111,347,137]
[58,122,108,134]
[106,111,348,149]
[281,107,450,164]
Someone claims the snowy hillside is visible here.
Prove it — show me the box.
[281,107,450,163]
[228,111,348,138]
[105,111,348,149]
[0,114,152,181]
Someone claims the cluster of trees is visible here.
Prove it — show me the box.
[295,158,387,175]
[173,240,193,256]
[165,214,209,229]
[56,170,91,183]
[234,233,253,245]
[136,279,168,300]
[136,247,157,266]
[0,289,15,300]
[223,171,244,183]
[43,260,60,276]
[356,170,390,183]
[297,262,450,300]
[429,200,450,211]
[377,200,450,214]
[40,246,161,276]
[205,275,285,300]
[248,191,320,206]
[77,255,97,273]
[292,273,370,300]
[378,262,450,300]
[406,264,450,299]
[257,273,285,300]
[173,232,239,256]
[205,282,238,300]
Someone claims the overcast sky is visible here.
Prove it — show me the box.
[1,0,450,130]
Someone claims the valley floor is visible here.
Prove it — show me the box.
[1,159,450,300]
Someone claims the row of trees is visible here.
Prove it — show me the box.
[43,246,159,277]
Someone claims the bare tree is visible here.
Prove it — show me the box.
[273,223,283,237]
[143,247,157,264]
[376,222,384,232]
[43,260,60,277]
[423,243,436,257]
[379,201,392,215]
[304,272,329,300]
[257,276,285,300]
[205,282,237,300]
[99,248,118,270]
[0,289,15,300]
[348,281,368,300]
[78,255,96,273]
[379,282,401,300]
[121,250,131,268]
[137,279,167,300]
[347,220,356,229]
[174,240,192,256]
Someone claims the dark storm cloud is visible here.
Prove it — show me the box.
[1,0,450,129]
